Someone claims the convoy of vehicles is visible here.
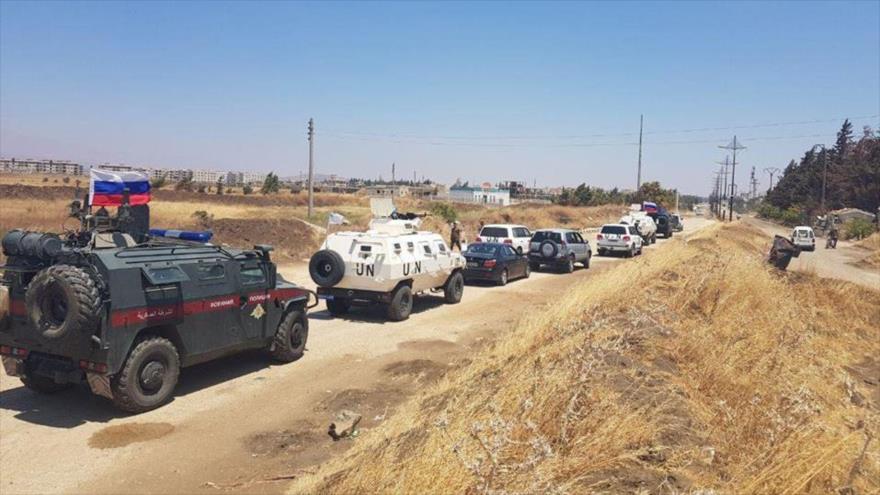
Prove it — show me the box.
[475,224,532,254]
[790,226,817,251]
[596,224,644,257]
[309,199,465,321]
[463,242,530,285]
[1,192,681,413]
[527,228,592,273]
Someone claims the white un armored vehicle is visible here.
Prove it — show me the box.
[309,199,465,321]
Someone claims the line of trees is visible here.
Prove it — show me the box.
[760,121,879,224]
[555,180,696,210]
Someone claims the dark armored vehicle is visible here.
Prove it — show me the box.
[0,197,313,413]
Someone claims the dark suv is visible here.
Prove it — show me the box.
[527,229,592,273]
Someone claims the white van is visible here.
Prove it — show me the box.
[476,224,532,254]
[790,226,816,251]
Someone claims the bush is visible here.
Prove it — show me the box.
[151,175,167,189]
[243,184,253,195]
[192,210,213,229]
[430,202,458,223]
[844,218,875,240]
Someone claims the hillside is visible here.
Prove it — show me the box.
[292,222,880,494]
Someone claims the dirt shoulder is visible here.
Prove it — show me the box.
[743,217,879,290]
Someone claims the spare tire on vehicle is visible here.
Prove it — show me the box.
[309,250,345,287]
[25,265,101,340]
[540,240,558,258]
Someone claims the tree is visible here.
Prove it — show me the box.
[261,172,280,194]
[216,177,224,195]
[151,174,167,189]
[175,176,194,192]
[243,184,254,195]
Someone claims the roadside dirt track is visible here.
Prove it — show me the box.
[745,217,879,290]
[0,218,711,495]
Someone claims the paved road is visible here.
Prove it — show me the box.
[0,217,712,495]
[745,217,879,290]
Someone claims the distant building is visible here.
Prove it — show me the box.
[191,169,226,184]
[151,168,193,183]
[828,208,875,224]
[1,158,84,175]
[449,183,510,206]
[365,184,411,197]
[94,163,148,173]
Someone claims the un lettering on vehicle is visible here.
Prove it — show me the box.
[355,263,375,277]
[402,261,422,276]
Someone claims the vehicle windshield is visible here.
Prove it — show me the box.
[531,231,562,243]
[601,226,627,235]
[480,227,509,238]
[466,244,499,255]
[795,230,812,238]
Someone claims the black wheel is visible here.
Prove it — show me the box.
[529,261,540,272]
[651,234,657,244]
[563,256,575,273]
[524,263,531,278]
[583,253,591,269]
[270,309,308,362]
[20,360,71,394]
[597,248,606,257]
[387,285,413,321]
[111,336,180,413]
[444,271,464,304]
[309,250,345,288]
[667,230,673,238]
[498,269,509,286]
[326,298,351,316]
[25,265,100,340]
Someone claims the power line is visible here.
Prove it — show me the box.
[320,114,878,142]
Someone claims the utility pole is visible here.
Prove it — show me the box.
[719,136,746,222]
[391,162,396,184]
[749,166,758,199]
[307,118,315,219]
[636,114,644,191]
[764,167,780,193]
[716,156,730,207]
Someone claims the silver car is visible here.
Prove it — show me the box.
[527,228,592,273]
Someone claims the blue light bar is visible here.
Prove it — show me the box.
[149,229,213,243]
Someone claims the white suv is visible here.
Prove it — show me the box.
[596,224,643,257]
[476,224,532,254]
[790,226,816,252]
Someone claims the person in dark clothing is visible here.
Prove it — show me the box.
[826,225,839,249]
[450,221,463,251]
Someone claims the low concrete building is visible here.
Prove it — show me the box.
[449,183,510,206]
[1,158,84,175]
[365,184,411,197]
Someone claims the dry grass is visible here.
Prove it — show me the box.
[292,222,880,494]
[852,232,880,269]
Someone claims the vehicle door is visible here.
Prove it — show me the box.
[501,244,524,277]
[181,261,244,354]
[628,227,642,249]
[413,240,440,291]
[237,260,269,341]
[512,227,531,254]
[565,232,585,261]
[433,239,455,275]
[573,232,591,256]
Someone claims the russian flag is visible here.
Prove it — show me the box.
[89,169,151,206]
[642,201,658,213]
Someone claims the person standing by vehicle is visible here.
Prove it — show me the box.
[450,221,463,251]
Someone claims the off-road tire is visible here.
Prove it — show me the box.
[498,269,509,286]
[524,263,531,278]
[443,271,464,304]
[309,250,345,288]
[326,298,351,316]
[387,285,414,321]
[270,310,308,362]
[20,360,71,394]
[540,240,558,259]
[25,265,100,340]
[597,248,606,257]
[111,336,180,413]
[529,261,540,272]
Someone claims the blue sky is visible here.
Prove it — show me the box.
[1,1,878,194]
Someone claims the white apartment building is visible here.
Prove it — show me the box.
[1,158,84,175]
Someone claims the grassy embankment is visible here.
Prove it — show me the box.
[853,232,880,269]
[292,222,880,494]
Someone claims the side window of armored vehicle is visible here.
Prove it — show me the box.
[240,263,267,286]
[197,263,226,283]
[434,241,448,253]
[421,242,433,255]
